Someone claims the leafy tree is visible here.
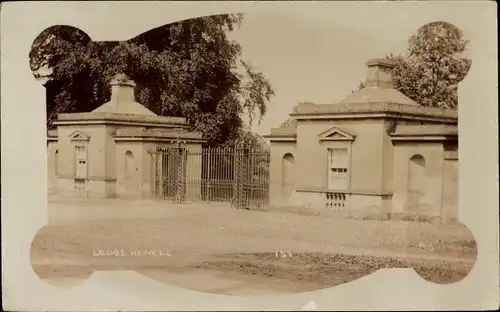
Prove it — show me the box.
[278,103,304,129]
[229,129,268,150]
[30,15,275,147]
[279,117,297,128]
[354,21,471,109]
[237,130,269,185]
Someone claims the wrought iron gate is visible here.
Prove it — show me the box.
[150,142,270,209]
[153,146,188,202]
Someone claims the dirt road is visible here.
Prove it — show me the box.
[31,197,477,294]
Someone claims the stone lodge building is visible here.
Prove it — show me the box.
[46,60,459,222]
[265,59,459,222]
[47,74,206,199]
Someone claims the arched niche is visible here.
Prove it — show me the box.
[407,154,426,210]
[125,150,134,178]
[281,153,295,198]
[54,150,59,175]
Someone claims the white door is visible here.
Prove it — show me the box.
[75,146,87,178]
[327,148,349,191]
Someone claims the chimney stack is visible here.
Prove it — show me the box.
[365,59,395,89]
[110,73,136,104]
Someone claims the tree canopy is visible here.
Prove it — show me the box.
[355,21,471,109]
[30,14,274,147]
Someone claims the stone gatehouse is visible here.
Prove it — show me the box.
[265,59,459,222]
[47,73,206,199]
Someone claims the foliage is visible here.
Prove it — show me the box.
[235,130,269,150]
[229,130,269,183]
[30,15,275,147]
[354,21,471,109]
[279,117,297,128]
[278,103,303,129]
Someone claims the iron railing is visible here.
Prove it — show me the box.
[325,192,347,210]
[150,144,270,209]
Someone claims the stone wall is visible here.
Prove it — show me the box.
[268,141,297,207]
[442,158,459,222]
[47,140,58,194]
[294,119,387,193]
[391,142,445,221]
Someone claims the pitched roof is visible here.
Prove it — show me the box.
[92,100,157,116]
[391,124,458,136]
[340,86,419,106]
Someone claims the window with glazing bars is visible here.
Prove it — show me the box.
[327,147,349,191]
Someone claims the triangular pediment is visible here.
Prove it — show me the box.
[69,130,90,141]
[318,126,356,141]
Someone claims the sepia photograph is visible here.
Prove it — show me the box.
[1,1,498,310]
[31,12,478,293]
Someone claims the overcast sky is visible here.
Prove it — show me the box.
[17,2,477,137]
[229,11,470,136]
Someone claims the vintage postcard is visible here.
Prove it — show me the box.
[1,0,498,310]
